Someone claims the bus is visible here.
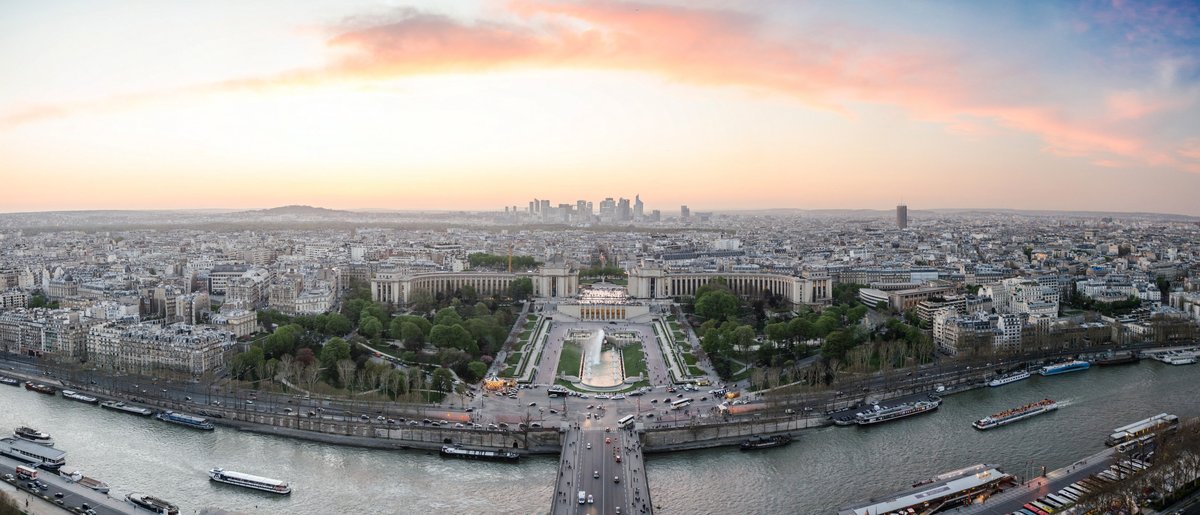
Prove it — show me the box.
[618,415,635,428]
[670,398,693,410]
[15,465,37,480]
[547,385,568,398]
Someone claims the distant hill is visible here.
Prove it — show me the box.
[714,207,1200,221]
[233,205,351,216]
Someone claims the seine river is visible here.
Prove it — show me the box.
[3,360,1196,514]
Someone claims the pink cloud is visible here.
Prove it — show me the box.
[3,0,1196,175]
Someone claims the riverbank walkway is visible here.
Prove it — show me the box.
[0,453,133,514]
[969,446,1119,514]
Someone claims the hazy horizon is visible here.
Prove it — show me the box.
[3,1,1199,214]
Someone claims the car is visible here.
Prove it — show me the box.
[80,503,91,511]
[614,455,621,463]
[162,388,168,393]
[528,402,537,407]
[676,394,683,398]
[184,396,192,401]
[360,414,370,421]
[308,411,317,417]
[605,437,611,444]
[549,409,558,414]
[1,474,11,482]
[605,427,611,433]
[54,492,64,499]
[377,415,386,422]
[614,476,620,483]
[594,470,600,479]
[646,413,654,418]
[422,419,432,424]
[465,407,474,413]
[55,499,64,506]
[785,408,795,415]
[650,399,658,403]
[586,405,594,409]
[284,408,294,414]
[586,443,592,449]
[212,400,222,406]
[387,418,397,424]
[454,423,465,428]
[587,495,594,504]
[245,400,253,404]
[36,481,48,490]
[498,423,509,429]
[408,420,419,426]
[530,422,542,428]
[612,394,626,400]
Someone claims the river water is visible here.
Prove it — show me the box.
[2,360,1196,514]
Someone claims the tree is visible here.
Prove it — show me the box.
[399,322,425,351]
[335,359,357,390]
[408,289,437,313]
[765,322,790,343]
[431,367,456,392]
[295,347,317,367]
[324,313,352,335]
[359,316,383,340]
[695,289,739,322]
[319,337,351,375]
[466,361,488,381]
[508,277,533,301]
[472,302,491,318]
[434,307,463,327]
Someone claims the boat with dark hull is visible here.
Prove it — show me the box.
[439,445,520,462]
[61,390,99,404]
[23,382,55,395]
[852,397,942,426]
[973,399,1058,430]
[1094,351,1139,366]
[126,493,179,514]
[0,376,18,386]
[155,411,215,430]
[100,400,153,416]
[739,434,792,451]
[13,426,54,447]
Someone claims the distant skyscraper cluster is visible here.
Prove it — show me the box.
[505,196,679,224]
[896,203,908,229]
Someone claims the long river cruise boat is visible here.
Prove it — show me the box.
[1106,413,1179,447]
[0,376,18,386]
[0,437,66,471]
[439,445,520,462]
[1093,351,1139,366]
[973,399,1058,430]
[838,463,1014,515]
[156,411,215,430]
[208,467,292,494]
[851,397,942,426]
[61,390,99,404]
[23,382,56,395]
[62,470,110,494]
[987,370,1030,387]
[13,426,54,447]
[101,400,154,416]
[1039,360,1090,376]
[126,493,179,514]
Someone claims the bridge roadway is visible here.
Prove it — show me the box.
[551,417,653,515]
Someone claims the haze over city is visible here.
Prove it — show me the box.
[3,0,1200,215]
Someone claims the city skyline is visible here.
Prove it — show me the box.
[3,1,1200,214]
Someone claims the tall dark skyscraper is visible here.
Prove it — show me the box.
[896,203,908,229]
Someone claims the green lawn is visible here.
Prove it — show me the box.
[621,343,647,378]
[505,351,523,366]
[557,342,583,376]
[682,352,698,366]
[688,365,705,377]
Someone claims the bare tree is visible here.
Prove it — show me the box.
[336,359,356,391]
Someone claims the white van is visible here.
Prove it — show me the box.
[578,491,586,504]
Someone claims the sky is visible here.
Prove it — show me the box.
[2,0,1199,215]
